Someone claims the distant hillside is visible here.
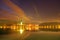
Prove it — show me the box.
[0,20,17,25]
[40,22,60,25]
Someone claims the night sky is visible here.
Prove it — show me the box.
[0,0,60,23]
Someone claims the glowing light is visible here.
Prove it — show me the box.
[4,26,6,29]
[29,28,31,30]
[20,22,23,25]
[35,24,39,30]
[26,27,29,30]
[58,25,60,29]
[0,26,2,28]
[35,27,39,30]
[13,26,16,30]
[19,29,24,34]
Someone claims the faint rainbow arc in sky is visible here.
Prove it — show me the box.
[3,0,31,22]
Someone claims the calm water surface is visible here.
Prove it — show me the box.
[0,32,60,40]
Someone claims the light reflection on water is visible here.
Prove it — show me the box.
[19,29,24,34]
[0,31,30,40]
[0,31,60,40]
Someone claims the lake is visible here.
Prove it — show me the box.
[0,31,60,40]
